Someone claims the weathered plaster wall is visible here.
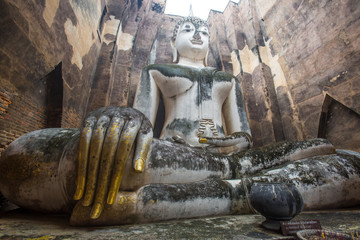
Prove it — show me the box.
[208,0,360,150]
[86,0,172,112]
[0,0,105,153]
[264,0,359,150]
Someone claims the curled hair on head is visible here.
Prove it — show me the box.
[172,16,209,41]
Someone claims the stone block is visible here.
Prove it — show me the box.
[297,95,323,139]
[318,95,360,151]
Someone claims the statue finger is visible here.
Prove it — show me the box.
[88,117,124,218]
[74,116,96,201]
[198,132,252,147]
[133,125,153,173]
[82,115,110,207]
[106,118,142,206]
[199,137,239,147]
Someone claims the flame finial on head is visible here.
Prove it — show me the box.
[188,3,194,17]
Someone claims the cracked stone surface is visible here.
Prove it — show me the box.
[0,208,359,239]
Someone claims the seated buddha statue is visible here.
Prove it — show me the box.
[0,17,359,226]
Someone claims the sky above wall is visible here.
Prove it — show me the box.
[164,0,239,20]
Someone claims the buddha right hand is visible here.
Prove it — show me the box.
[199,132,252,153]
[73,106,153,219]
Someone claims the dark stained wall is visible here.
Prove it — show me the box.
[261,0,360,150]
[207,0,360,150]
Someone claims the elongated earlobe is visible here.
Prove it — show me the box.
[170,39,178,63]
[204,50,208,67]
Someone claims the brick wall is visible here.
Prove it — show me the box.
[61,107,82,129]
[0,88,46,155]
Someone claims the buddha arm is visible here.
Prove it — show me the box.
[202,78,252,152]
[222,78,251,136]
[133,65,161,126]
[197,76,252,152]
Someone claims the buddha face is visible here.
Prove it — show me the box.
[172,21,209,63]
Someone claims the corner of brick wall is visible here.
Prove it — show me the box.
[0,88,46,156]
[61,107,82,129]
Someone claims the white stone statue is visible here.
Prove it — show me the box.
[0,17,359,226]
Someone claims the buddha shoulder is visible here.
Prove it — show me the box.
[143,64,200,98]
[144,64,201,79]
[143,64,233,81]
[213,70,234,83]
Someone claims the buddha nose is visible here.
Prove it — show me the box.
[193,31,201,40]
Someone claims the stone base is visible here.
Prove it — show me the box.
[1,208,359,239]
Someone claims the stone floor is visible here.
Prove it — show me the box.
[0,208,359,239]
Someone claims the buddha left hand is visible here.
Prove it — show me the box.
[199,132,252,153]
[73,106,153,219]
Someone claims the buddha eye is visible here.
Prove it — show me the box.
[201,31,209,36]
[182,28,192,33]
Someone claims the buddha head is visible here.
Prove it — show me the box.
[171,16,210,66]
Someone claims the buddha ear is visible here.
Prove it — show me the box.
[170,39,178,63]
[204,50,209,67]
